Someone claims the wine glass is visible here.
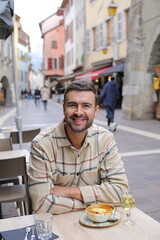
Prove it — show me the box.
[121,192,135,226]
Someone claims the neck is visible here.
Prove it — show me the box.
[64,124,87,150]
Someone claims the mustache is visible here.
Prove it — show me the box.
[70,114,88,120]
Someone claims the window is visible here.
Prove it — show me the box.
[53,57,58,69]
[47,57,59,70]
[21,71,23,82]
[70,21,73,42]
[86,30,91,53]
[76,15,79,30]
[51,41,57,48]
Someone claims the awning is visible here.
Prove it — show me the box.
[57,74,75,82]
[100,63,125,75]
[75,67,111,81]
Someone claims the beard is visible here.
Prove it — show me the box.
[64,114,94,133]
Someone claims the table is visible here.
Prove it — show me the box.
[0,207,160,240]
[0,149,29,164]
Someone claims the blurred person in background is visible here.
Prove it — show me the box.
[40,85,50,110]
[99,76,119,131]
[34,87,41,106]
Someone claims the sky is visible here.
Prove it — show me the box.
[14,0,63,70]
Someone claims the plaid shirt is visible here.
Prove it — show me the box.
[28,120,129,214]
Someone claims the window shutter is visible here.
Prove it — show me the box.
[59,55,64,69]
[100,22,105,48]
[95,25,99,49]
[117,12,123,41]
[86,30,91,54]
[48,58,52,70]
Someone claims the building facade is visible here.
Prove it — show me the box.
[39,13,64,88]
[18,25,30,95]
[0,35,13,107]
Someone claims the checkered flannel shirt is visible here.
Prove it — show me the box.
[28,120,129,214]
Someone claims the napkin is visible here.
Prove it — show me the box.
[0,225,59,240]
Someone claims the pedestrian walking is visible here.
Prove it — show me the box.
[34,88,41,106]
[40,85,50,110]
[99,76,119,131]
[28,80,129,214]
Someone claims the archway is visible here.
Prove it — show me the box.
[0,76,13,107]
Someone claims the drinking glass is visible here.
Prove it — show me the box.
[121,192,135,226]
[34,213,53,240]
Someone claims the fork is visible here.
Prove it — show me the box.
[24,227,31,240]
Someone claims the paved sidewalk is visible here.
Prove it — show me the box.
[0,99,160,222]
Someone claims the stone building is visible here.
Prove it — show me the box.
[122,0,160,120]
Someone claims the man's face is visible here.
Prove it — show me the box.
[63,90,99,133]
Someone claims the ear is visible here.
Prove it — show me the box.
[95,105,99,116]
[62,103,65,114]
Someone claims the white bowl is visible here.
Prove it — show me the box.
[86,204,115,223]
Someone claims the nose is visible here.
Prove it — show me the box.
[75,105,83,116]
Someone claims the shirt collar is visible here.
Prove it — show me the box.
[55,119,93,148]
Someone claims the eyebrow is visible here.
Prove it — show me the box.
[67,101,93,107]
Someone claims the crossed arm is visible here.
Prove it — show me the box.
[51,186,83,201]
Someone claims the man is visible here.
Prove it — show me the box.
[28,80,129,214]
[99,76,119,131]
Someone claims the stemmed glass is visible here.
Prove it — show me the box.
[121,192,135,226]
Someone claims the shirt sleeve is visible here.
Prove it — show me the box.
[28,141,88,214]
[79,138,129,206]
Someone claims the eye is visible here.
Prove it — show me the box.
[68,103,77,108]
[83,104,91,109]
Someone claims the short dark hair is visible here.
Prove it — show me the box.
[64,80,98,105]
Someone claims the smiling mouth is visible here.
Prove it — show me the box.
[71,116,87,123]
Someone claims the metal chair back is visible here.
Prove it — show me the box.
[10,128,40,144]
[0,138,13,151]
[0,156,31,216]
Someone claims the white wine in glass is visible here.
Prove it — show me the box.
[121,193,135,225]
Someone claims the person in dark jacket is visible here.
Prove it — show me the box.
[99,76,119,131]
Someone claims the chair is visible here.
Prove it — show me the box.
[10,128,40,144]
[0,156,31,216]
[0,138,13,151]
[0,138,19,186]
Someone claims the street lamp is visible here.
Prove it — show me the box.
[101,47,108,54]
[107,1,117,17]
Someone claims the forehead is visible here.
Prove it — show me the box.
[65,90,95,103]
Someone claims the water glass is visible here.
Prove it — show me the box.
[34,213,53,240]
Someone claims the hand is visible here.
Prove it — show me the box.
[51,186,83,201]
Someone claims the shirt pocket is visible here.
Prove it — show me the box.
[52,171,75,186]
[80,169,100,186]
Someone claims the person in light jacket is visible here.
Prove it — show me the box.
[41,85,50,110]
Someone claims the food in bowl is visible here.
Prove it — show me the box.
[86,204,115,223]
